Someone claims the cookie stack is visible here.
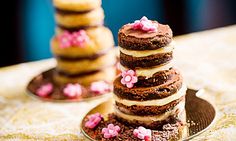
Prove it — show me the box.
[114,17,187,129]
[51,0,116,86]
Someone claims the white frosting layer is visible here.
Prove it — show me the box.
[114,101,185,122]
[119,42,174,57]
[119,62,173,78]
[114,84,187,106]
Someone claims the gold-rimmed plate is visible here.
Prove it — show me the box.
[26,68,112,102]
[81,89,216,140]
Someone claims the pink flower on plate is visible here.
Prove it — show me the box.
[133,126,152,141]
[58,30,89,48]
[121,70,138,88]
[85,113,103,129]
[131,16,158,33]
[71,30,89,47]
[63,83,82,98]
[58,31,73,48]
[36,83,53,97]
[90,81,111,95]
[102,124,120,139]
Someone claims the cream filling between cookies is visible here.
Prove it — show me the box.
[57,50,116,74]
[113,84,187,106]
[119,42,174,57]
[119,61,173,78]
[114,101,185,122]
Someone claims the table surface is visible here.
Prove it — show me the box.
[1,25,236,141]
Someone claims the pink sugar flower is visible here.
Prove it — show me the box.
[58,31,73,48]
[133,126,152,141]
[132,20,143,30]
[102,124,120,139]
[85,113,103,129]
[58,30,89,48]
[90,81,111,95]
[131,16,158,33]
[36,83,53,97]
[121,70,138,88]
[63,83,82,98]
[71,30,89,47]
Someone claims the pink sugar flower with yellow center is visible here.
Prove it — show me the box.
[85,113,103,129]
[131,16,158,33]
[133,126,152,141]
[121,70,138,88]
[102,124,120,139]
[63,83,82,98]
[36,83,53,97]
[58,30,89,48]
[90,81,111,95]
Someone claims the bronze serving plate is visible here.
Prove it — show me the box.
[81,89,216,140]
[26,68,112,102]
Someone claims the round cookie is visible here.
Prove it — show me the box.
[55,7,104,28]
[53,67,116,86]
[113,72,183,101]
[53,0,101,12]
[115,96,185,116]
[120,51,173,69]
[135,68,179,87]
[56,24,101,33]
[51,26,114,57]
[56,49,116,74]
[118,22,173,50]
[114,107,185,130]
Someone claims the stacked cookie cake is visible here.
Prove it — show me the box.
[82,17,187,140]
[51,0,116,87]
[114,16,187,129]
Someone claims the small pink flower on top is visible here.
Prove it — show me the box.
[102,124,120,139]
[85,113,103,129]
[90,81,111,95]
[58,31,73,48]
[58,30,89,48]
[133,126,152,141]
[71,30,89,47]
[121,70,138,88]
[63,83,82,98]
[131,16,158,33]
[36,83,53,97]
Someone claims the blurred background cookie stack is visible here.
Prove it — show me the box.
[51,0,116,86]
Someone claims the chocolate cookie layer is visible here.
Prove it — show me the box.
[56,69,100,78]
[136,67,177,87]
[55,47,110,61]
[113,72,183,101]
[57,23,103,32]
[115,96,185,116]
[54,67,116,86]
[55,8,92,15]
[56,53,104,62]
[118,22,172,50]
[120,51,172,69]
[115,113,179,130]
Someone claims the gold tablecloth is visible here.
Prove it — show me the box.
[1,25,236,140]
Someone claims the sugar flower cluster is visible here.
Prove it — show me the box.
[131,16,158,33]
[58,30,89,48]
